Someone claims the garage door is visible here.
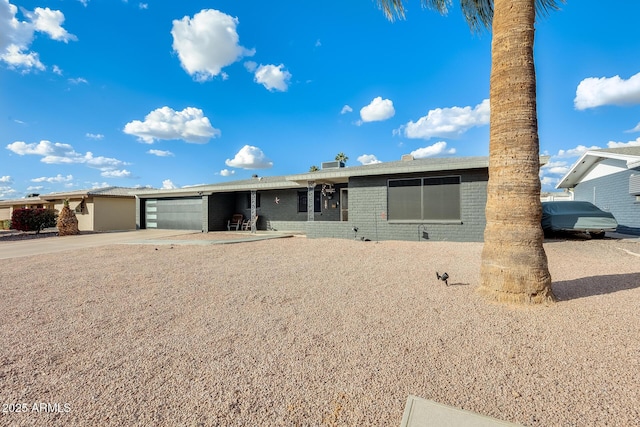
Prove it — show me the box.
[144,198,202,230]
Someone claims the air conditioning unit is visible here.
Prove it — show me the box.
[321,161,345,169]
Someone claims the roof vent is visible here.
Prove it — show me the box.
[401,154,414,162]
[321,161,345,169]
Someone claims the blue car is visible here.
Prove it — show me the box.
[541,201,618,239]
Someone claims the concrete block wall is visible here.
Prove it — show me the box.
[307,169,488,242]
[573,167,640,235]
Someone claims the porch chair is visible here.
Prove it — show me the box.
[227,214,244,231]
[242,215,259,231]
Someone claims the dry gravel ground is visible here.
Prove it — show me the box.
[1,235,639,427]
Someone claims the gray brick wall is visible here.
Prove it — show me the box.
[304,169,488,242]
[573,167,640,235]
[198,169,489,241]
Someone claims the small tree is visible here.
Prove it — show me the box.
[309,165,319,172]
[57,199,79,236]
[11,208,57,234]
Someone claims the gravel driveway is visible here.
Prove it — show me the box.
[1,235,639,426]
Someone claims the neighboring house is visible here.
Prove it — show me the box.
[135,155,547,242]
[0,187,138,232]
[0,196,54,225]
[556,146,640,235]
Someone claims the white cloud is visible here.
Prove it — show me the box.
[360,97,395,123]
[555,144,601,158]
[1,45,44,70]
[607,137,640,148]
[629,122,640,133]
[52,64,62,75]
[252,64,291,92]
[123,106,220,144]
[225,145,273,169]
[171,9,254,82]
[90,182,111,189]
[357,154,382,165]
[86,133,104,140]
[540,176,558,187]
[147,149,174,157]
[162,179,176,189]
[78,0,89,7]
[31,174,73,183]
[7,140,129,175]
[101,169,132,178]
[0,175,11,183]
[540,160,570,176]
[219,169,235,177]
[139,3,148,10]
[0,1,76,71]
[402,99,490,140]
[574,72,640,110]
[341,105,353,114]
[410,141,456,158]
[244,61,257,72]
[26,185,43,191]
[7,140,70,156]
[31,7,77,42]
[0,187,16,197]
[68,77,88,85]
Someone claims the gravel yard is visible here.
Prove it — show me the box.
[1,235,639,426]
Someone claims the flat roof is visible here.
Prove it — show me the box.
[135,156,496,197]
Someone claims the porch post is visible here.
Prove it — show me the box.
[307,181,316,222]
[250,190,257,233]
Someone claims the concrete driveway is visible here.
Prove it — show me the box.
[0,229,198,260]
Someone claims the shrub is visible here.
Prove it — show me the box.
[1,219,10,230]
[11,208,58,233]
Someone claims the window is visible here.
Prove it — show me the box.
[388,176,461,221]
[298,191,321,212]
[75,199,87,214]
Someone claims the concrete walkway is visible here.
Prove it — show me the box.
[0,229,297,259]
[400,396,521,427]
[0,229,198,259]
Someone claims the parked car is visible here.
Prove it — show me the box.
[541,201,618,239]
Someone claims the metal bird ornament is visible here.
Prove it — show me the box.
[436,272,449,286]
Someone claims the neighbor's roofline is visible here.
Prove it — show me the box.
[39,186,138,200]
[556,148,640,189]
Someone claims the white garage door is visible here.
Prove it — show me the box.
[145,198,202,230]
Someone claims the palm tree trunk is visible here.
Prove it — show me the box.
[478,0,556,303]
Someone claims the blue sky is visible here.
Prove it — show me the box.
[1,0,639,197]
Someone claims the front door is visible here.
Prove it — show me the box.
[340,189,348,221]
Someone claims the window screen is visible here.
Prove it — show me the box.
[388,179,421,220]
[388,176,461,220]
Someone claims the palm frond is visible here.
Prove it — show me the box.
[376,0,564,29]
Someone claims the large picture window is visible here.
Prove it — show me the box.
[388,176,461,221]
